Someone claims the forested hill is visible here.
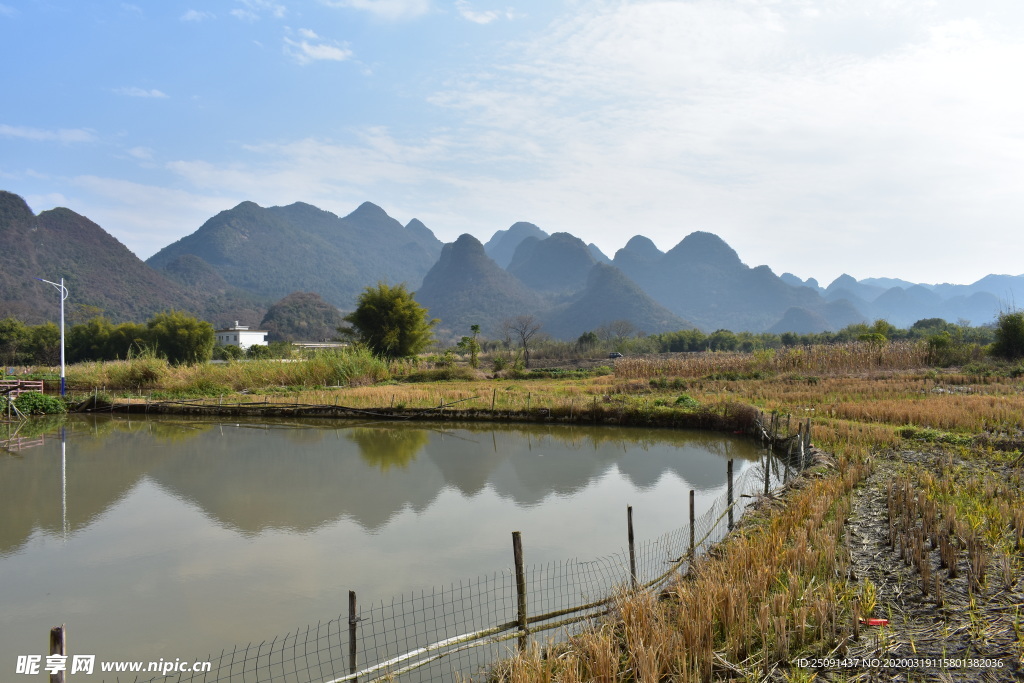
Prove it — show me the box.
[0,191,203,324]
[146,200,443,309]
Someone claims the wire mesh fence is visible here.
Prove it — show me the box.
[104,444,802,683]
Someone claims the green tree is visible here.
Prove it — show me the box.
[247,344,273,359]
[146,311,215,364]
[213,344,245,361]
[457,324,482,368]
[341,283,437,359]
[68,317,115,362]
[991,311,1024,360]
[0,317,30,366]
[28,323,61,365]
[707,329,738,351]
[577,330,599,351]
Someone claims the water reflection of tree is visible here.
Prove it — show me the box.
[348,428,430,471]
[1,415,66,448]
[59,415,215,444]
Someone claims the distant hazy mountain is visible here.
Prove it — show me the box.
[613,231,844,332]
[0,191,200,324]
[543,263,693,339]
[506,232,597,292]
[767,307,832,335]
[587,243,612,264]
[819,273,1007,327]
[416,234,543,339]
[483,222,549,268]
[147,201,442,309]
[613,235,664,275]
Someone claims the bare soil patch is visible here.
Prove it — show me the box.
[840,449,1024,681]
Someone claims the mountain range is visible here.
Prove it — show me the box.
[2,189,1020,340]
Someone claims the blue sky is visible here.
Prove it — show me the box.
[3,0,1023,286]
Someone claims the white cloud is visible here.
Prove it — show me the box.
[237,0,287,19]
[115,87,169,98]
[231,9,259,21]
[319,0,430,21]
[0,4,18,17]
[166,131,448,201]
[283,28,353,64]
[0,124,96,143]
[24,193,69,212]
[68,176,237,259]
[127,147,154,160]
[455,1,516,25]
[181,9,216,22]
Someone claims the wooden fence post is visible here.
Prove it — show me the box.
[49,625,66,683]
[799,423,806,470]
[348,591,358,682]
[764,452,770,496]
[512,531,528,652]
[688,490,695,558]
[727,459,734,531]
[627,506,637,589]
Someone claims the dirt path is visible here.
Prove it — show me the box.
[838,449,1023,682]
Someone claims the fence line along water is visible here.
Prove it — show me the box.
[51,414,811,683]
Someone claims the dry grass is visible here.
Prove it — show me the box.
[614,342,930,380]
[488,348,1024,681]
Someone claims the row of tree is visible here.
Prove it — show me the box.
[4,278,1023,367]
[0,311,215,366]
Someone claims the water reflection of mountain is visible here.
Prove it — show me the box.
[0,417,763,551]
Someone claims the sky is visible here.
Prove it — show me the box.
[2,0,1023,287]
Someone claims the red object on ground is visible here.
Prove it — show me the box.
[859,618,889,626]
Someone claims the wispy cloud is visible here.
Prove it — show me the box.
[181,9,215,22]
[127,147,154,161]
[455,1,516,25]
[319,0,430,21]
[0,124,96,143]
[164,130,449,212]
[283,28,352,64]
[0,4,18,17]
[69,176,237,259]
[115,86,169,98]
[236,0,287,20]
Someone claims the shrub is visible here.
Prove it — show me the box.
[13,391,67,414]
[991,311,1024,360]
[674,394,700,408]
[403,366,478,382]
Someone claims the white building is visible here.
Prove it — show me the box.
[214,322,268,351]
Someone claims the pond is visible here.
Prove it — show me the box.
[0,416,769,677]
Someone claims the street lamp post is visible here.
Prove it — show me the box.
[35,277,68,396]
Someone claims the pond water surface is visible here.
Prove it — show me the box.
[0,416,765,674]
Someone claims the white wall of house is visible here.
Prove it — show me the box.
[214,322,268,351]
